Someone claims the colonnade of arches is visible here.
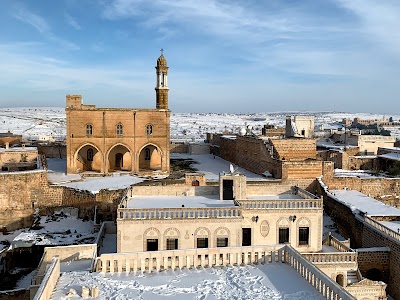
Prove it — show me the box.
[73,143,163,174]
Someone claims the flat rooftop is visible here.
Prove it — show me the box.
[126,195,236,209]
[51,263,324,300]
[330,190,400,217]
[246,194,303,200]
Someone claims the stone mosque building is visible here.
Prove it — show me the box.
[65,52,170,175]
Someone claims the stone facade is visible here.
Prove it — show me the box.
[118,175,323,254]
[285,115,314,138]
[65,54,170,176]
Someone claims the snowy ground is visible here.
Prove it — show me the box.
[171,153,267,181]
[51,263,324,300]
[0,212,95,249]
[1,108,399,142]
[322,212,345,241]
[46,158,146,193]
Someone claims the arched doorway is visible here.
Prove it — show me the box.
[336,274,345,287]
[115,153,123,170]
[139,144,162,171]
[366,268,382,281]
[75,144,101,172]
[108,144,132,172]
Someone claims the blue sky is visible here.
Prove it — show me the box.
[0,0,400,113]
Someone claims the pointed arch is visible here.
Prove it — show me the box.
[106,143,132,172]
[73,142,102,173]
[138,143,163,171]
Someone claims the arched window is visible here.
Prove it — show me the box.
[146,124,153,135]
[87,149,94,161]
[117,123,123,136]
[144,148,151,161]
[86,124,93,136]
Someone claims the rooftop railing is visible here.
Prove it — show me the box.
[118,206,242,220]
[238,199,322,209]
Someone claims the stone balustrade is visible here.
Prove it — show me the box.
[291,186,319,199]
[284,246,355,300]
[364,216,400,242]
[118,207,242,220]
[239,199,322,210]
[323,234,352,253]
[94,245,354,300]
[302,252,358,265]
[95,245,284,272]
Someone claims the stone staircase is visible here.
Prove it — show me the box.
[347,270,359,285]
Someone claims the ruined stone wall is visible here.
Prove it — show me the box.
[170,142,188,153]
[270,139,317,160]
[348,156,376,171]
[281,160,323,180]
[0,171,63,230]
[323,176,400,204]
[37,144,66,158]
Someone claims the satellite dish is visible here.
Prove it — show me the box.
[229,163,235,173]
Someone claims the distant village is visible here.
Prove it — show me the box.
[1,54,400,300]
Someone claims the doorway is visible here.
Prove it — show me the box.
[223,180,234,200]
[147,239,158,251]
[115,153,123,170]
[242,228,251,246]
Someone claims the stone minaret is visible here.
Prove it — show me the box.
[155,49,169,109]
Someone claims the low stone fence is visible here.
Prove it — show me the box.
[32,257,60,300]
[94,245,355,300]
[32,244,97,286]
[118,207,242,220]
[323,235,352,253]
[302,252,358,266]
[364,215,400,242]
[239,198,322,209]
[284,246,354,300]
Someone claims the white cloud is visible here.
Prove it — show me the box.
[65,13,82,30]
[11,6,80,51]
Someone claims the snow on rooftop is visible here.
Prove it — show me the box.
[334,169,377,178]
[330,190,400,217]
[51,264,324,300]
[10,213,94,248]
[127,195,235,209]
[378,153,400,161]
[246,194,302,200]
[0,146,37,152]
[60,175,145,194]
[170,153,266,181]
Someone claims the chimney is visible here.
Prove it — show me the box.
[5,142,9,149]
[22,144,25,149]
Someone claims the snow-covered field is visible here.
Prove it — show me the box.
[1,108,400,141]
[51,263,324,300]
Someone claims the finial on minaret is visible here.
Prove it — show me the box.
[160,48,164,55]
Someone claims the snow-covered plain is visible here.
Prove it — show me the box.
[1,108,400,141]
[51,263,324,300]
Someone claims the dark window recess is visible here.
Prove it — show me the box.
[279,228,289,244]
[166,238,178,250]
[197,238,208,248]
[217,238,228,247]
[299,227,309,245]
[147,239,158,251]
[242,228,251,246]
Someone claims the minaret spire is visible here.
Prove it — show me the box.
[155,49,169,109]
